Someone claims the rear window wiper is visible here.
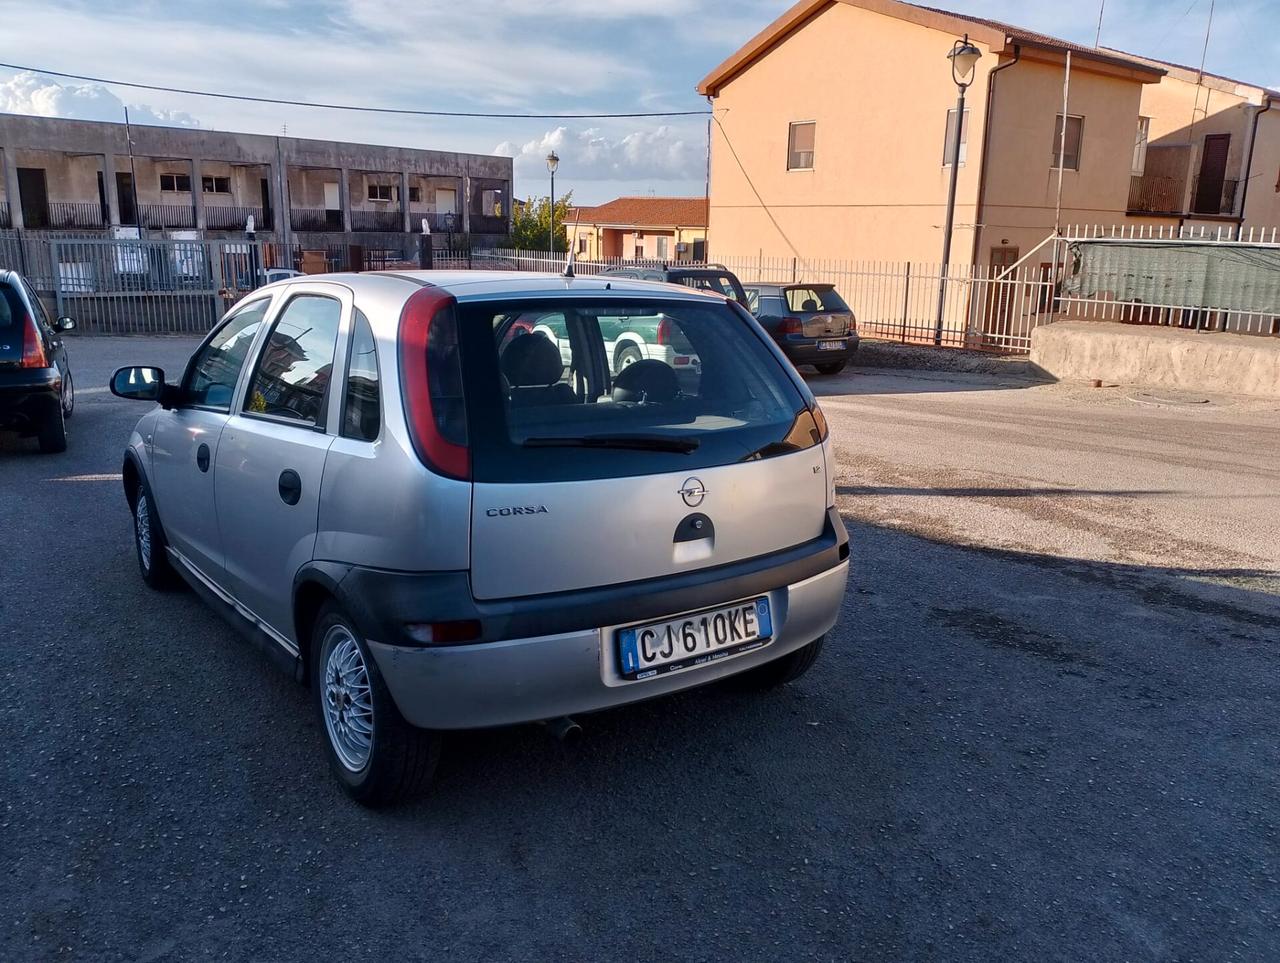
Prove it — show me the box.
[522,434,700,453]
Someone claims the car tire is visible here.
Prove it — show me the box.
[312,604,442,807]
[815,362,847,375]
[36,403,68,453]
[132,484,182,590]
[615,344,643,373]
[62,371,75,419]
[725,635,825,692]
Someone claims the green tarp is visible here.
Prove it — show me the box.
[1063,242,1280,315]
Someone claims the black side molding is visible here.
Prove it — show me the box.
[310,507,849,648]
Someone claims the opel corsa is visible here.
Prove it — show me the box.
[111,272,849,805]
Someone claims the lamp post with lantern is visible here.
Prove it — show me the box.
[934,35,982,344]
[546,150,560,254]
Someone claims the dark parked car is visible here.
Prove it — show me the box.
[743,283,859,374]
[0,269,76,452]
[600,264,749,306]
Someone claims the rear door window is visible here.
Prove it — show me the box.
[244,295,342,427]
[459,297,820,483]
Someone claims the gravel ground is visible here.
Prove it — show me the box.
[2,339,1277,962]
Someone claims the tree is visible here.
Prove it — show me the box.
[510,192,574,253]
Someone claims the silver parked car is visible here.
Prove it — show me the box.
[111,271,849,806]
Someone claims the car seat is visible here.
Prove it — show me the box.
[501,332,574,407]
[612,359,679,404]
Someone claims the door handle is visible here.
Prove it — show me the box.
[196,443,210,472]
[278,469,302,506]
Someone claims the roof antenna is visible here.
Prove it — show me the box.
[561,208,582,278]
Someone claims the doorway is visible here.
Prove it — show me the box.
[17,167,50,228]
[984,246,1020,332]
[116,172,137,226]
[1193,134,1230,215]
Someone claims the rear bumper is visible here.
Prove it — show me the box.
[0,369,59,432]
[369,558,848,730]
[336,507,850,729]
[780,336,860,367]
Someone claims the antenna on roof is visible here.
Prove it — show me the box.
[561,208,582,278]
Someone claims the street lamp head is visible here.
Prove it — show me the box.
[546,150,560,174]
[948,35,982,88]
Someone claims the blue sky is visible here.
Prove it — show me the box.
[1,0,1276,205]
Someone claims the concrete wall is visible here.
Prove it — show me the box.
[1030,320,1280,397]
[978,55,1154,265]
[1243,109,1280,232]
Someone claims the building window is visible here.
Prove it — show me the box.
[1132,117,1151,176]
[159,173,191,193]
[787,121,816,170]
[577,235,588,254]
[656,236,669,259]
[942,108,970,166]
[1051,114,1084,171]
[408,186,421,203]
[201,175,231,194]
[367,184,395,202]
[634,234,644,259]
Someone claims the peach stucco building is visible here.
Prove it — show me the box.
[1111,51,1280,233]
[697,0,1171,271]
[566,196,708,262]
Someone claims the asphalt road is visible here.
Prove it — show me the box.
[3,338,1278,962]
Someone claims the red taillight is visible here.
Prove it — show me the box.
[21,316,48,368]
[399,285,470,480]
[779,318,803,336]
[404,620,482,646]
[656,316,672,345]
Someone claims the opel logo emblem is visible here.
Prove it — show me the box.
[679,477,708,508]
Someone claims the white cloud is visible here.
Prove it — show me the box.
[0,71,199,126]
[496,124,704,183]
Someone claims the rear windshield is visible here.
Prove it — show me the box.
[458,298,821,483]
[785,287,850,313]
[670,273,743,303]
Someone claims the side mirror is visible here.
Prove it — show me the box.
[56,316,76,332]
[110,366,167,403]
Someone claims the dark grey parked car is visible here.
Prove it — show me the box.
[744,283,859,375]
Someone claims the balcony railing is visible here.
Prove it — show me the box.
[351,208,403,233]
[0,201,9,229]
[45,202,107,229]
[140,204,196,229]
[1127,174,1185,215]
[204,205,270,231]
[413,210,459,233]
[291,208,344,232]
[1190,177,1240,216]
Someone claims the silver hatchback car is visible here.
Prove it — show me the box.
[111,272,849,805]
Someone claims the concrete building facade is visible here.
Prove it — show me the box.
[0,113,512,242]
[697,0,1169,269]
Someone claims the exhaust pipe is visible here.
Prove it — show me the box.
[540,716,583,745]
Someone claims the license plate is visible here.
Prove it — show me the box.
[817,340,846,351]
[617,598,773,680]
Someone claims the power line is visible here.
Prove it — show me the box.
[0,61,711,119]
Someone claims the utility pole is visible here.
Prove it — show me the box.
[122,106,140,231]
[1094,0,1106,47]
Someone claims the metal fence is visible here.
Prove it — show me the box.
[2,226,1275,346]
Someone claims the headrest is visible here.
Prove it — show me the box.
[501,332,563,387]
[612,359,679,404]
[801,299,819,312]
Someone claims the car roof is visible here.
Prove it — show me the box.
[261,271,732,339]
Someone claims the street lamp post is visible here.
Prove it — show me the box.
[934,35,983,345]
[546,150,560,255]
